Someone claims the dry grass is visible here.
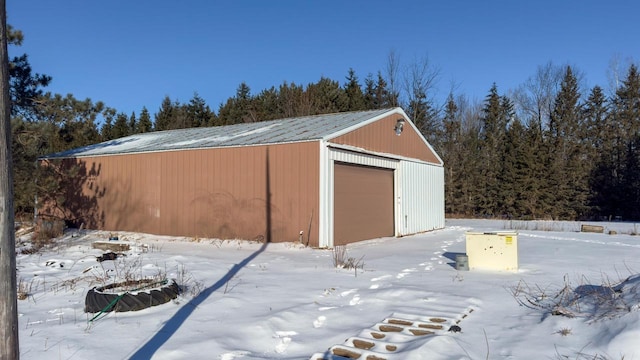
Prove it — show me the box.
[32,219,65,250]
[509,273,635,322]
[332,245,365,276]
[555,327,572,336]
[17,278,32,300]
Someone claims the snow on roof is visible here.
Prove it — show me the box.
[43,108,396,158]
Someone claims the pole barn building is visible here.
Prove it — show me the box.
[41,107,444,248]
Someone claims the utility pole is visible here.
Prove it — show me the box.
[0,0,20,357]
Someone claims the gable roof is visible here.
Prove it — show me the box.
[43,108,414,159]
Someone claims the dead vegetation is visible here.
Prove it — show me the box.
[332,245,365,276]
[510,273,640,322]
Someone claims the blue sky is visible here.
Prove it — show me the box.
[7,0,640,118]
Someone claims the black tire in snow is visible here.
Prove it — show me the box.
[84,278,180,313]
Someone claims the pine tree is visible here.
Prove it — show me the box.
[9,53,51,119]
[406,86,438,137]
[253,86,281,121]
[128,112,137,134]
[547,66,586,219]
[137,107,153,133]
[100,114,113,140]
[613,64,640,219]
[376,72,395,108]
[584,86,612,218]
[185,93,213,127]
[112,112,130,139]
[154,96,175,131]
[218,82,253,124]
[476,84,513,216]
[344,68,366,111]
[307,77,347,114]
[441,93,464,215]
[363,74,377,109]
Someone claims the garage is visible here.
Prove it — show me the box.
[41,107,445,248]
[333,162,394,245]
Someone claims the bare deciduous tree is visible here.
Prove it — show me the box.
[385,49,401,107]
[512,61,563,132]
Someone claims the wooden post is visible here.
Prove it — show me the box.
[0,0,20,358]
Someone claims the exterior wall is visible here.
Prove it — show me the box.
[396,160,445,236]
[328,113,441,164]
[46,142,320,245]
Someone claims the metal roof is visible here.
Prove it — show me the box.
[43,108,398,158]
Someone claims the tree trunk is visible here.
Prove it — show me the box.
[0,0,20,358]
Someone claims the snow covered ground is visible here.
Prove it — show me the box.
[14,219,640,359]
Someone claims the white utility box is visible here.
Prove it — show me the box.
[465,231,518,271]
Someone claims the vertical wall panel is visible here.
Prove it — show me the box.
[398,161,445,235]
[60,142,321,245]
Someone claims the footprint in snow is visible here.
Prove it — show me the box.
[340,289,358,297]
[349,294,361,306]
[313,315,326,328]
[219,351,251,360]
[274,331,297,354]
[371,274,393,282]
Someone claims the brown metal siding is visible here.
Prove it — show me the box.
[329,114,441,164]
[334,163,394,245]
[50,142,321,246]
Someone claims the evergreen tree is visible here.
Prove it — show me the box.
[9,54,51,120]
[583,86,610,153]
[253,86,281,121]
[277,81,305,118]
[185,93,213,127]
[343,68,366,111]
[477,84,513,216]
[307,77,347,114]
[112,112,130,139]
[363,74,377,109]
[155,99,190,130]
[376,72,395,108]
[16,94,108,217]
[218,82,253,124]
[35,94,103,152]
[546,66,587,219]
[100,110,114,140]
[613,64,640,219]
[441,94,484,217]
[503,118,547,219]
[154,96,176,131]
[128,112,137,134]
[441,93,464,214]
[406,86,439,142]
[584,86,612,218]
[137,107,153,133]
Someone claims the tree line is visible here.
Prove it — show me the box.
[9,27,640,222]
